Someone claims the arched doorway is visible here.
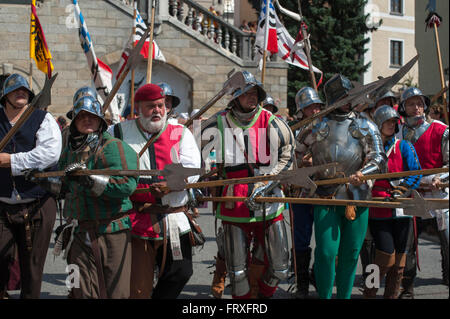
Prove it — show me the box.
[112,60,192,117]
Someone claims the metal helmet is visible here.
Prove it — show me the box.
[0,73,35,105]
[369,90,397,109]
[67,86,99,119]
[323,74,353,106]
[262,95,278,113]
[295,87,324,117]
[398,87,430,116]
[373,104,400,133]
[157,82,180,108]
[228,70,266,107]
[69,95,107,133]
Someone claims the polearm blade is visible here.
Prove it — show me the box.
[369,54,419,101]
[131,163,339,194]
[0,73,58,152]
[101,27,150,114]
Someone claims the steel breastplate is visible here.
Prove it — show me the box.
[402,120,430,145]
[312,118,364,179]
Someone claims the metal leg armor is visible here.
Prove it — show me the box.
[223,224,250,297]
[262,219,290,288]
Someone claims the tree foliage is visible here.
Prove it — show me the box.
[247,0,377,115]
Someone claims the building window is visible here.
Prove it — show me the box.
[390,40,403,67]
[390,0,403,15]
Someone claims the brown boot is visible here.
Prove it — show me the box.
[384,253,406,299]
[248,262,266,299]
[363,249,395,299]
[211,255,227,299]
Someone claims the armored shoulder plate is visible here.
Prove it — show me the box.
[312,118,330,142]
[349,117,371,139]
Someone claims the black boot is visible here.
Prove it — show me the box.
[438,230,449,287]
[359,238,375,288]
[294,249,311,299]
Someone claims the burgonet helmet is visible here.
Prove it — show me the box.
[157,82,180,108]
[69,95,108,133]
[398,87,430,116]
[228,71,266,107]
[67,86,98,119]
[295,87,324,118]
[368,90,397,109]
[0,73,35,105]
[262,95,278,113]
[373,104,400,133]
[323,74,353,106]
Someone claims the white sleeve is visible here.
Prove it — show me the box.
[161,127,201,207]
[10,113,62,176]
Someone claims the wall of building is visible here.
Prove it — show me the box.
[415,0,449,96]
[0,0,288,119]
[364,0,418,90]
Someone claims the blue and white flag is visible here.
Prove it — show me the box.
[73,0,120,123]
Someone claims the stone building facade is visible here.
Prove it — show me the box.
[0,0,288,118]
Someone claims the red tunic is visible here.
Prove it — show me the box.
[370,140,403,219]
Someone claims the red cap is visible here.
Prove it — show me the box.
[134,84,165,103]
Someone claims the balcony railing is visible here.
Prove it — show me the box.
[166,0,255,61]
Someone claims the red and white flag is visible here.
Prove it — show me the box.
[116,6,165,80]
[254,0,322,86]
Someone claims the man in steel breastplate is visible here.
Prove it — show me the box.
[309,74,387,299]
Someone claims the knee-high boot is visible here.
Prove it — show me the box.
[211,255,228,299]
[294,249,312,299]
[384,253,406,299]
[363,249,395,299]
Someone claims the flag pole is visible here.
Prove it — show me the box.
[260,0,270,85]
[433,22,448,124]
[29,1,33,90]
[130,1,137,118]
[146,0,156,84]
[297,0,317,91]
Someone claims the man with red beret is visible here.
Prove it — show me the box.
[108,83,201,299]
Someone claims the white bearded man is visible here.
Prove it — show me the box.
[108,83,201,299]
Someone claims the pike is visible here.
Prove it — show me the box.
[290,54,419,132]
[197,192,445,219]
[0,73,58,152]
[133,163,339,194]
[101,26,150,115]
[32,164,204,192]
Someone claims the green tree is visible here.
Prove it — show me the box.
[249,0,378,115]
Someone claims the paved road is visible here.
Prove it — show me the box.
[6,202,449,299]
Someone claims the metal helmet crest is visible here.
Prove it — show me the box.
[68,86,99,119]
